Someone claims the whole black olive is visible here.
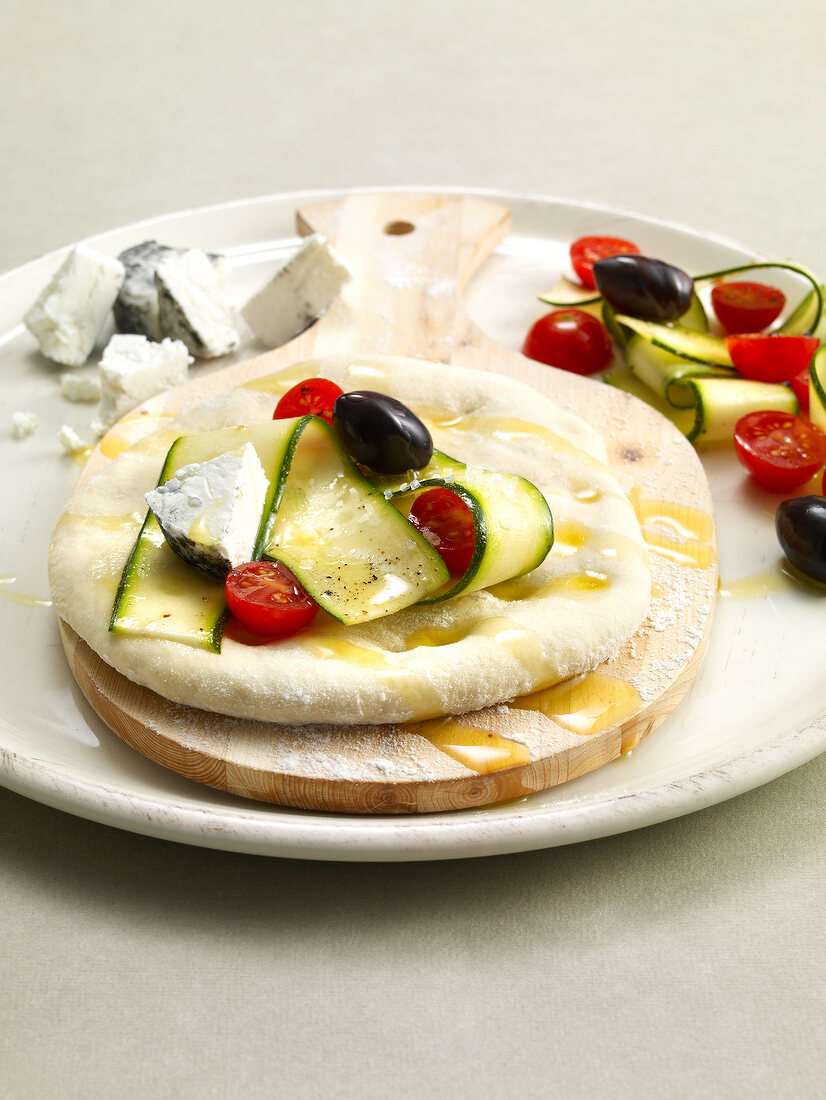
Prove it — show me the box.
[592,254,695,322]
[775,495,826,584]
[332,390,433,474]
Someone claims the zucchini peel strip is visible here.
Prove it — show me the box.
[110,424,555,649]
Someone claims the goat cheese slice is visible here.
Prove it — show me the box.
[155,249,239,358]
[24,245,125,367]
[145,443,269,579]
[241,234,352,349]
[114,241,225,341]
[97,334,192,431]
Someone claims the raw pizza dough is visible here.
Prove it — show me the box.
[49,355,651,725]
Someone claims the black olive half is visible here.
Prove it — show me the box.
[775,495,826,584]
[593,254,695,322]
[332,390,433,474]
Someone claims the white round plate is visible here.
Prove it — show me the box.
[1,187,824,861]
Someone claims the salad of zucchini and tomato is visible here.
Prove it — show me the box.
[117,378,554,649]
[522,234,826,586]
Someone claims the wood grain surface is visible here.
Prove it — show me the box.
[60,193,718,813]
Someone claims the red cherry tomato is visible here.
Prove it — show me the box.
[711,281,785,334]
[790,367,810,412]
[725,334,819,384]
[407,488,476,575]
[225,561,319,636]
[273,378,343,424]
[733,411,826,491]
[521,309,612,375]
[570,236,640,290]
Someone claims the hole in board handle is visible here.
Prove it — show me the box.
[384,220,415,236]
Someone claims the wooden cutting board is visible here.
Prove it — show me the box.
[59,192,718,813]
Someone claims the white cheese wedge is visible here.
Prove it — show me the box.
[11,411,38,439]
[144,443,269,578]
[97,334,192,431]
[60,372,102,402]
[114,241,225,341]
[24,245,125,367]
[155,249,239,359]
[241,234,352,349]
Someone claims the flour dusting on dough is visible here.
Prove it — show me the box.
[48,355,651,726]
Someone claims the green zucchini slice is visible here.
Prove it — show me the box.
[110,417,451,648]
[374,451,554,604]
[602,293,707,350]
[624,334,736,407]
[604,367,797,443]
[538,277,601,308]
[810,346,826,433]
[684,377,798,442]
[261,418,449,625]
[110,419,300,652]
[615,316,734,367]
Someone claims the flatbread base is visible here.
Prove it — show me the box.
[49,355,651,726]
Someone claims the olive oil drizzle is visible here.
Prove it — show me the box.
[629,489,714,569]
[510,671,641,736]
[299,617,548,772]
[0,576,52,608]
[99,413,177,461]
[425,412,612,476]
[719,561,826,599]
[411,717,531,773]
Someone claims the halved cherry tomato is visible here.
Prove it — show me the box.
[570,236,640,290]
[790,366,810,412]
[725,334,819,384]
[711,281,785,334]
[521,309,612,375]
[407,488,476,575]
[733,411,826,491]
[225,561,319,636]
[273,378,343,424]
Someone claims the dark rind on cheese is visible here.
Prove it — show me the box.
[114,241,224,341]
[158,526,232,580]
[155,275,215,358]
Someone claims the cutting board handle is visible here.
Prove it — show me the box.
[296,192,511,361]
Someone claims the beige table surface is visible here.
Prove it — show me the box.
[1,2,824,1097]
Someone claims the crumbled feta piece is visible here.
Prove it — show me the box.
[11,411,38,439]
[98,334,191,429]
[242,234,352,349]
[24,244,125,367]
[114,240,225,341]
[145,443,269,578]
[57,424,90,455]
[155,249,239,358]
[60,371,102,402]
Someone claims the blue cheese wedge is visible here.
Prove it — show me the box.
[145,443,269,579]
[114,241,225,341]
[24,245,125,367]
[155,249,239,358]
[97,334,192,431]
[241,234,352,349]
